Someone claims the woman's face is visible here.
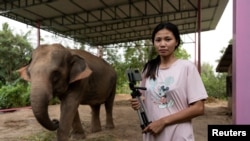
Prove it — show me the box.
[153,28,178,57]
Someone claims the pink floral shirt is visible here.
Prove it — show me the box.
[140,59,208,141]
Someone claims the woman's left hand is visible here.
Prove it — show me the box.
[143,119,165,136]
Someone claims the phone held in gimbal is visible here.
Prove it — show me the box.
[126,68,151,131]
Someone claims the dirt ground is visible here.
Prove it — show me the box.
[0,94,232,141]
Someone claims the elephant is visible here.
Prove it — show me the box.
[18,43,117,141]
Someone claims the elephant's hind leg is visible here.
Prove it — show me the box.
[90,104,102,132]
[70,110,86,139]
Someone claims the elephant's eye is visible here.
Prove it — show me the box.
[52,71,61,83]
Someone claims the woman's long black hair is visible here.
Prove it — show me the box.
[142,22,181,80]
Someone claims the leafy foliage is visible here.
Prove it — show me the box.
[201,63,226,99]
[0,22,33,109]
[0,79,30,109]
[0,22,33,84]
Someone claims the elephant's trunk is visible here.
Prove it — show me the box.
[30,83,59,131]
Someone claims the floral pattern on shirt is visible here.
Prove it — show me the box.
[148,76,174,108]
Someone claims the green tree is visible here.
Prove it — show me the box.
[0,23,33,108]
[201,63,226,98]
[105,47,127,93]
[0,22,33,84]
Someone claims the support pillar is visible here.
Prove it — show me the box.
[197,0,201,74]
[232,0,250,124]
[37,21,40,47]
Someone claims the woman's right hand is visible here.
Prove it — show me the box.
[130,98,140,110]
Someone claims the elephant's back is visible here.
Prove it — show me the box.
[71,49,111,67]
[71,49,117,80]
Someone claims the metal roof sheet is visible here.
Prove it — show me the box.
[0,0,229,46]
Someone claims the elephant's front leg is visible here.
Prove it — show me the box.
[70,110,86,139]
[90,104,102,132]
[57,100,83,141]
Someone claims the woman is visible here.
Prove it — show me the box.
[130,22,208,141]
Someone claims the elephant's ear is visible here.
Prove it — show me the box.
[17,66,31,82]
[69,55,92,83]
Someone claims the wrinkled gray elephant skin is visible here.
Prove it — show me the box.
[18,43,117,141]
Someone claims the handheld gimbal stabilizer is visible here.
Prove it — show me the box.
[126,68,151,130]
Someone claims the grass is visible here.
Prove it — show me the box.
[20,131,117,141]
[20,131,56,141]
